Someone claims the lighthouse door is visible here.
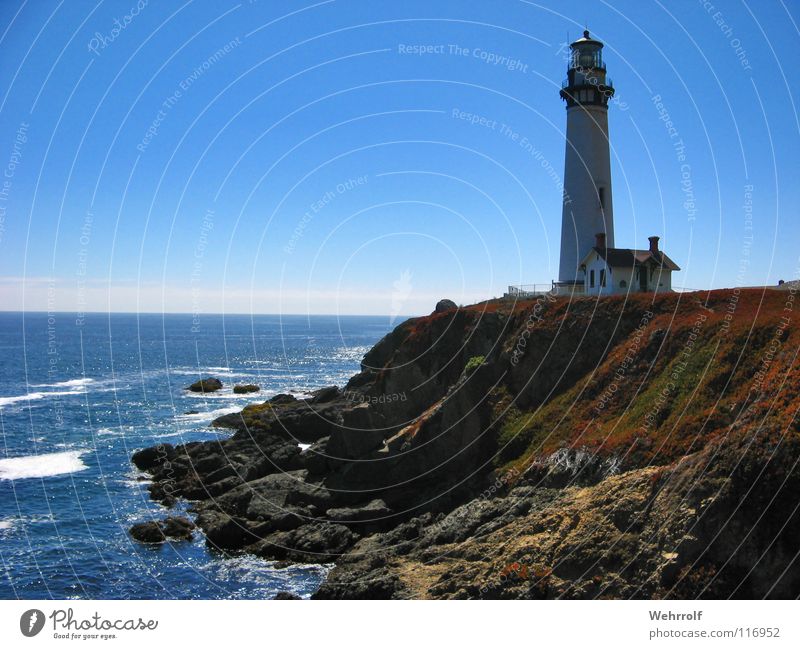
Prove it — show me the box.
[638,267,648,292]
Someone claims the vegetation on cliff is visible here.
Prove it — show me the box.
[132,288,799,598]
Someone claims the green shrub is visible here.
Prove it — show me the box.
[464,355,485,374]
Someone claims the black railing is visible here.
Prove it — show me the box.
[562,76,613,89]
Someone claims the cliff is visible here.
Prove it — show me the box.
[131,288,800,598]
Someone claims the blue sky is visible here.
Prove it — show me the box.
[0,0,797,315]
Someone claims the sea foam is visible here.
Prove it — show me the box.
[31,378,95,389]
[0,388,88,408]
[0,451,89,480]
[175,406,242,422]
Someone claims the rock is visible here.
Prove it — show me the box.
[326,499,392,523]
[310,386,340,403]
[212,392,355,444]
[434,298,458,313]
[129,522,164,543]
[301,437,330,476]
[184,410,200,415]
[273,591,302,600]
[255,523,358,562]
[129,516,195,543]
[132,444,175,471]
[186,377,223,393]
[326,404,385,459]
[313,572,408,600]
[160,516,195,540]
[270,393,297,405]
[197,511,259,550]
[233,384,260,394]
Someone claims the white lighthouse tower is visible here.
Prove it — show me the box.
[557,30,615,287]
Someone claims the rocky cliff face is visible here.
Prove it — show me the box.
[131,289,800,598]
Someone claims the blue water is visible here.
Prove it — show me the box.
[0,312,395,599]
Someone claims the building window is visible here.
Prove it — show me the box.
[600,269,606,287]
[598,187,605,209]
[620,280,627,288]
[590,270,595,287]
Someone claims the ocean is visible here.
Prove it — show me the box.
[0,312,396,599]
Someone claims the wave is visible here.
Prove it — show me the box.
[0,450,89,481]
[95,425,138,437]
[175,406,242,422]
[0,393,46,407]
[0,520,13,531]
[0,389,87,408]
[30,378,95,389]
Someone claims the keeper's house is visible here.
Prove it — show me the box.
[580,233,680,296]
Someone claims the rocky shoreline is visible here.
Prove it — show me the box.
[131,290,800,598]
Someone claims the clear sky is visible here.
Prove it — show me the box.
[0,0,797,315]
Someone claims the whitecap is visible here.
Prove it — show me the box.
[175,406,242,422]
[0,388,88,409]
[0,520,13,531]
[0,451,89,480]
[31,378,94,389]
[0,393,46,407]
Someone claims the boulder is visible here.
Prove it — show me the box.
[434,298,458,313]
[310,386,340,403]
[186,377,223,393]
[129,516,195,543]
[326,403,385,460]
[132,444,175,471]
[270,393,297,405]
[129,521,164,543]
[301,437,330,476]
[196,511,259,550]
[233,384,260,394]
[255,523,358,562]
[160,516,195,540]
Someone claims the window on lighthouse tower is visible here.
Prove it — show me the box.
[598,187,606,210]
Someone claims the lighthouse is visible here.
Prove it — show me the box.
[557,30,615,287]
[503,29,680,301]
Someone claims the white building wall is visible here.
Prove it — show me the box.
[611,265,638,294]
[582,257,674,295]
[558,104,615,283]
[649,265,673,292]
[583,253,614,296]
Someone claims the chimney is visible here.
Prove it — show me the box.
[595,232,607,249]
[648,236,660,253]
